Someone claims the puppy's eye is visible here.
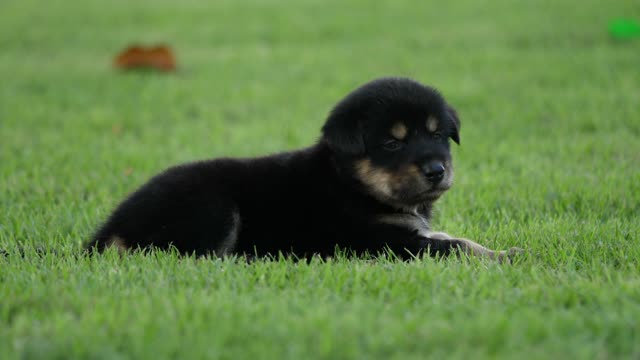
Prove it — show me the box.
[382,139,403,151]
[432,132,443,140]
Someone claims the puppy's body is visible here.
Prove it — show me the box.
[90,145,430,257]
[88,77,517,260]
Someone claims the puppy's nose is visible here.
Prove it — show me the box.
[422,161,445,183]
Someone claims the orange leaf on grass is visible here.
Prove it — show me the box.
[113,45,177,72]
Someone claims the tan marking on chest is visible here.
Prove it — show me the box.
[377,212,431,236]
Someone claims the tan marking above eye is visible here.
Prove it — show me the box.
[426,116,438,133]
[390,122,408,140]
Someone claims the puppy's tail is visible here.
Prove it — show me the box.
[84,227,131,255]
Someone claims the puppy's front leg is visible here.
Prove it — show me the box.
[426,232,523,262]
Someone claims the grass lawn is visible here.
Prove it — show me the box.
[1,0,639,358]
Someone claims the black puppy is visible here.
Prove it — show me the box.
[87,77,519,260]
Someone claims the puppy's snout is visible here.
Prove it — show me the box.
[422,161,445,183]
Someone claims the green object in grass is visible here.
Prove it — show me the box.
[609,18,640,39]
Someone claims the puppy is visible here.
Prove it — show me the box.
[87,77,519,261]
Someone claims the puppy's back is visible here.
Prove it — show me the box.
[86,145,338,256]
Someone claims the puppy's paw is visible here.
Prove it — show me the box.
[496,247,525,264]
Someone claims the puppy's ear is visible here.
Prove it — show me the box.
[321,112,365,155]
[446,104,461,145]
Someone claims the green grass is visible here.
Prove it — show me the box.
[1,0,639,358]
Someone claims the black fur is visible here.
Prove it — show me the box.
[87,77,489,260]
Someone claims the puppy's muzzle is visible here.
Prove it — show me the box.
[422,161,445,184]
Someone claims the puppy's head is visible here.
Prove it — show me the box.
[322,77,461,208]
